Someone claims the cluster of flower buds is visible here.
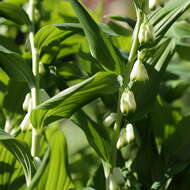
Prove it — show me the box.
[138,16,154,45]
[108,167,124,190]
[117,123,135,149]
[120,89,136,115]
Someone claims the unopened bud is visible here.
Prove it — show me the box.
[23,93,31,112]
[138,18,154,45]
[120,89,136,114]
[130,59,149,82]
[126,123,135,143]
[117,128,127,149]
[103,113,117,127]
[149,0,158,10]
[20,113,32,131]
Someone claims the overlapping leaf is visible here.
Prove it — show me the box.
[150,0,190,40]
[35,25,75,52]
[69,0,122,72]
[0,45,35,88]
[30,72,119,128]
[73,110,111,162]
[35,127,74,190]
[0,2,31,26]
[0,129,35,186]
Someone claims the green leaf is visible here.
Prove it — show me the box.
[0,129,35,186]
[0,45,35,88]
[35,25,75,52]
[4,80,29,114]
[128,39,175,122]
[30,72,119,128]
[0,2,31,26]
[105,14,136,29]
[69,0,122,72]
[73,110,111,162]
[55,22,129,37]
[150,0,190,39]
[36,127,74,190]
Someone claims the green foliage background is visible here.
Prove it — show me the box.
[0,0,190,189]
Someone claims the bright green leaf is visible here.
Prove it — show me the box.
[30,72,119,128]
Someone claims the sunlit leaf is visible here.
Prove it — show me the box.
[31,72,119,128]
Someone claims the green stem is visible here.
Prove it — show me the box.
[28,0,41,157]
[125,7,143,86]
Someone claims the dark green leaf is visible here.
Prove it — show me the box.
[35,25,75,52]
[0,2,31,26]
[69,0,122,72]
[73,110,111,162]
[0,45,35,88]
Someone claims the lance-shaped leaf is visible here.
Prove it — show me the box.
[35,25,75,52]
[149,0,190,40]
[128,39,176,122]
[73,110,111,162]
[0,129,35,186]
[0,45,35,88]
[35,127,74,190]
[69,0,122,72]
[0,2,31,26]
[30,72,119,128]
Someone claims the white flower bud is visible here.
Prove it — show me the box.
[120,89,136,114]
[23,93,31,112]
[130,60,149,82]
[20,113,32,131]
[116,128,127,149]
[126,123,135,143]
[103,113,117,127]
[149,0,158,10]
[138,19,154,45]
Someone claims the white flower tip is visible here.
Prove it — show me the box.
[130,60,149,82]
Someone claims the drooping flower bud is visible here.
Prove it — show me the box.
[103,113,117,127]
[20,112,32,131]
[126,123,135,143]
[116,128,127,149]
[23,93,31,112]
[130,59,149,82]
[149,0,158,10]
[138,18,154,45]
[120,89,136,114]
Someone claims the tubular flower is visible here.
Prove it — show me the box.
[138,18,154,45]
[130,59,149,82]
[120,89,136,114]
[126,123,135,143]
